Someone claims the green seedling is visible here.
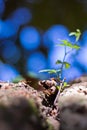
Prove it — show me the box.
[39,29,81,80]
[39,29,81,106]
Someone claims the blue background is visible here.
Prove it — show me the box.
[0,0,87,82]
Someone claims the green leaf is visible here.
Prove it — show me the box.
[56,86,60,90]
[58,40,80,50]
[63,82,70,87]
[76,29,81,42]
[48,70,57,74]
[69,32,76,36]
[63,62,70,69]
[58,40,74,48]
[56,60,62,64]
[39,69,61,74]
[39,69,57,74]
[56,69,61,73]
[72,44,80,50]
[64,82,67,87]
[69,29,81,42]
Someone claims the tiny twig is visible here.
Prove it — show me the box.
[66,48,73,55]
[60,46,67,78]
[53,78,65,106]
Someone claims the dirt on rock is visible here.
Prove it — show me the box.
[0,76,87,130]
[0,80,60,130]
[59,81,87,130]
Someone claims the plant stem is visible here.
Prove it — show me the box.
[53,78,65,106]
[60,46,67,78]
[66,48,73,55]
[60,47,73,78]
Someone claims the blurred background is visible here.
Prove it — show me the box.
[0,0,87,82]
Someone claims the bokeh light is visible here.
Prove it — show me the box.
[48,47,65,68]
[10,7,32,26]
[81,30,87,46]
[63,66,82,81]
[19,26,40,50]
[75,45,87,70]
[26,52,47,77]
[0,19,18,39]
[1,40,21,64]
[43,25,69,48]
[0,62,19,81]
[48,45,74,68]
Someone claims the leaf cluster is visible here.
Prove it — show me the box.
[39,29,81,90]
[56,60,70,69]
[57,40,80,50]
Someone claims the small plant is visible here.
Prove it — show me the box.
[39,29,81,107]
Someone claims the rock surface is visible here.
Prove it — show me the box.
[0,76,87,130]
[0,81,58,130]
[59,81,87,130]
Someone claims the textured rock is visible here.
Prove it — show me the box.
[0,80,63,130]
[0,97,49,130]
[59,81,87,130]
[0,81,54,130]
